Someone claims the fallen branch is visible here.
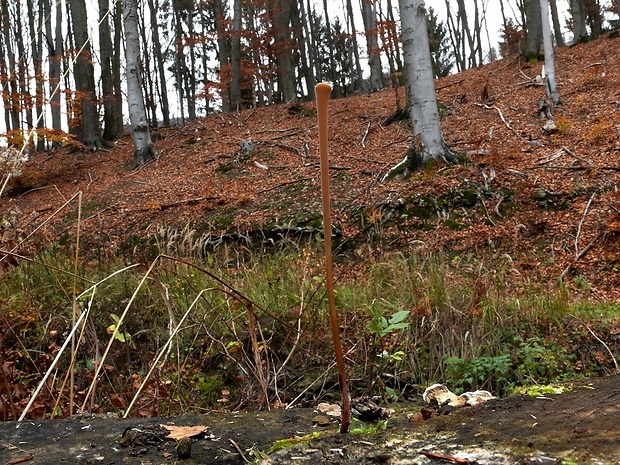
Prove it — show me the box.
[257,140,302,156]
[420,449,471,464]
[228,438,250,463]
[361,122,371,148]
[575,318,619,374]
[559,230,604,280]
[6,455,34,465]
[381,155,408,182]
[537,149,564,165]
[160,196,215,210]
[258,177,313,194]
[475,104,520,137]
[575,192,596,257]
[561,145,594,167]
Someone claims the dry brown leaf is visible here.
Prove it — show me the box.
[160,424,208,441]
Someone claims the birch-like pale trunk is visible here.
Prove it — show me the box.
[540,0,560,106]
[397,0,455,171]
[123,0,157,167]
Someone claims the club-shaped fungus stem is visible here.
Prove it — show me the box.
[315,82,350,433]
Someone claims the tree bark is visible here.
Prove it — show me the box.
[146,0,170,125]
[0,1,20,137]
[548,0,565,46]
[100,0,123,140]
[230,0,242,108]
[345,0,364,92]
[540,0,560,106]
[68,0,105,150]
[28,0,45,150]
[523,0,543,59]
[398,0,456,171]
[46,0,63,132]
[570,0,588,43]
[361,0,383,91]
[214,0,231,112]
[271,0,296,102]
[123,0,157,167]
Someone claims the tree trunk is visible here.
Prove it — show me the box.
[46,0,63,132]
[272,0,296,102]
[361,0,383,91]
[540,0,559,106]
[291,0,313,100]
[0,1,20,137]
[523,0,543,59]
[444,0,464,72]
[28,0,45,150]
[570,0,588,43]
[398,0,456,172]
[15,3,33,144]
[147,0,170,125]
[230,0,242,109]
[583,0,602,38]
[123,0,157,167]
[345,0,364,93]
[100,0,123,140]
[319,0,338,96]
[214,0,231,112]
[548,0,565,46]
[68,0,105,150]
[171,0,185,124]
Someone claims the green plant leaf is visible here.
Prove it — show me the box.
[388,310,410,325]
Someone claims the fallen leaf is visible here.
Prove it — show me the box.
[160,424,208,441]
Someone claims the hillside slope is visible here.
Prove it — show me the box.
[3,33,620,299]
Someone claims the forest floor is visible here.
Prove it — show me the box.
[2,31,620,465]
[4,31,620,300]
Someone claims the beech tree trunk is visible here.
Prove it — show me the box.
[361,0,383,91]
[274,0,296,102]
[398,0,456,171]
[346,0,364,92]
[68,0,105,150]
[123,0,157,167]
[230,0,242,109]
[147,0,170,125]
[524,0,543,59]
[27,0,45,150]
[570,0,588,43]
[0,1,20,136]
[99,0,122,141]
[540,0,559,106]
[548,0,565,47]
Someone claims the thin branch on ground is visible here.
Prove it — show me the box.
[476,104,521,137]
[559,230,604,280]
[575,192,596,257]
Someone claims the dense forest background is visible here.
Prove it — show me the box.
[0,0,618,152]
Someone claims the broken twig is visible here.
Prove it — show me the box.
[420,449,470,464]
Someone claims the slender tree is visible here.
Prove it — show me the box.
[147,0,170,125]
[396,0,456,173]
[540,0,559,106]
[0,1,20,138]
[570,0,588,42]
[123,0,157,167]
[230,0,242,109]
[345,0,364,92]
[548,0,565,46]
[100,0,123,141]
[523,0,543,59]
[271,0,296,102]
[68,0,106,150]
[361,0,383,91]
